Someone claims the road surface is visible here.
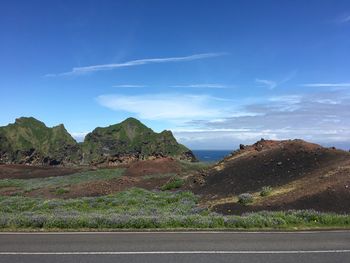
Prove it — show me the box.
[0,231,349,263]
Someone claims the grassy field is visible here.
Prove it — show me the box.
[0,168,125,193]
[0,187,350,230]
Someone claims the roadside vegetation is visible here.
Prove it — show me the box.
[0,187,349,230]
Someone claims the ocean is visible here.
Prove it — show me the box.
[192,150,232,163]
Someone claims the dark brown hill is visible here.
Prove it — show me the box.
[190,139,350,214]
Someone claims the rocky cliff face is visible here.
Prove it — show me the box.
[0,117,196,166]
[0,117,81,165]
[82,117,196,165]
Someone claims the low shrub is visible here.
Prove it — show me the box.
[161,178,184,191]
[238,193,253,205]
[55,188,70,195]
[260,186,272,197]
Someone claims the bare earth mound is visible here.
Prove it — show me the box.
[191,139,350,214]
[124,157,181,177]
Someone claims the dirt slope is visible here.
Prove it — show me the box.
[190,139,350,214]
[124,157,181,177]
[0,164,82,179]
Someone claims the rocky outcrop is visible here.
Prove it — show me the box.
[0,117,81,165]
[81,117,196,165]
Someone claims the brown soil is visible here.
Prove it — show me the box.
[0,164,83,179]
[124,157,181,177]
[67,175,170,198]
[26,175,172,199]
[0,157,180,180]
[190,139,350,214]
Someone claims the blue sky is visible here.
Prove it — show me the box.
[1,0,350,150]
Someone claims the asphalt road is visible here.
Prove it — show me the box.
[0,231,349,263]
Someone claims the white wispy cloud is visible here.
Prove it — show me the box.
[171,84,229,89]
[113,84,147,88]
[256,70,297,90]
[255,79,277,90]
[302,83,350,87]
[96,93,230,120]
[183,90,350,149]
[112,83,230,89]
[45,52,227,77]
[341,16,350,23]
[336,14,350,24]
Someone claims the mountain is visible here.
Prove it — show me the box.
[0,117,81,165]
[0,117,196,166]
[191,139,350,214]
[82,117,196,165]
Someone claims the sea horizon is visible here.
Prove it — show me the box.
[192,149,232,163]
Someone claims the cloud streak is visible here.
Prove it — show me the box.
[171,84,229,89]
[256,70,297,90]
[113,84,147,88]
[302,83,350,88]
[255,79,277,90]
[46,52,227,77]
[96,93,230,120]
[112,83,231,89]
[336,14,350,24]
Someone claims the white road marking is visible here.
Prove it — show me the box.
[0,250,350,255]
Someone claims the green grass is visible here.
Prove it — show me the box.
[161,178,184,190]
[55,188,70,195]
[0,180,23,189]
[0,188,198,215]
[0,187,349,229]
[0,168,125,192]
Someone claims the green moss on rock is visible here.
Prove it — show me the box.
[0,117,81,165]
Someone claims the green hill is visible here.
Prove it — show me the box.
[82,117,196,164]
[0,117,196,166]
[0,117,81,165]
